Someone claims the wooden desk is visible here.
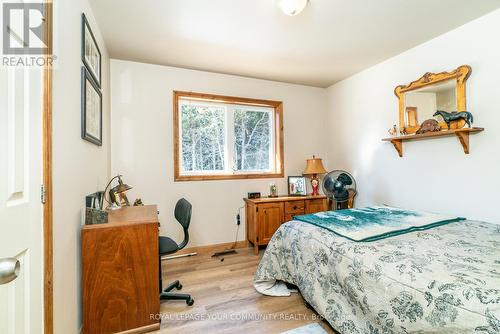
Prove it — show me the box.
[82,205,160,334]
[244,195,328,255]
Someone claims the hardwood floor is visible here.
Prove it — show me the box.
[155,247,336,334]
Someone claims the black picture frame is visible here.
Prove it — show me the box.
[81,67,102,146]
[81,13,101,88]
[288,176,307,196]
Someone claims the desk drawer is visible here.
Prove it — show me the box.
[285,200,305,214]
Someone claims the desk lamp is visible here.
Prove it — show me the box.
[101,175,132,210]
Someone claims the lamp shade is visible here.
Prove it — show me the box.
[110,176,132,194]
[303,156,327,175]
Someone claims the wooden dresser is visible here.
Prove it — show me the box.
[82,205,160,334]
[244,195,328,254]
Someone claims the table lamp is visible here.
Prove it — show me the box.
[303,156,327,196]
[101,175,132,210]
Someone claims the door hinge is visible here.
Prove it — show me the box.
[41,184,46,204]
[256,207,259,212]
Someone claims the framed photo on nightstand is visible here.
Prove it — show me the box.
[288,176,307,196]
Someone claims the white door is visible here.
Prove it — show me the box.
[0,63,44,333]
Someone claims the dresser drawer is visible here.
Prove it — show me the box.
[305,198,327,214]
[285,200,305,214]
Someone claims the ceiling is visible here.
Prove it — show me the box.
[89,0,500,87]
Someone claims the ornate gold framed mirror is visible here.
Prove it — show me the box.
[394,65,471,134]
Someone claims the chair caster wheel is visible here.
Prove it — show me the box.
[186,298,194,306]
[177,283,182,290]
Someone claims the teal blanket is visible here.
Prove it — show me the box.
[294,206,465,242]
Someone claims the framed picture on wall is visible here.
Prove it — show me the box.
[81,13,101,88]
[81,67,102,146]
[288,176,307,196]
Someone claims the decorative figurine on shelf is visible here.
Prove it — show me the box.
[400,127,408,135]
[433,110,474,129]
[133,198,144,206]
[388,125,397,136]
[302,156,327,196]
[269,183,278,198]
[416,119,441,134]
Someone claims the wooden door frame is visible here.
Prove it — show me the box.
[43,0,54,333]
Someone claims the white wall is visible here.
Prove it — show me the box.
[325,9,500,223]
[110,60,328,247]
[52,1,110,332]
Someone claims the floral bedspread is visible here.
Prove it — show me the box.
[254,220,500,333]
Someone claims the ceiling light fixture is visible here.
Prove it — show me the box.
[278,0,309,16]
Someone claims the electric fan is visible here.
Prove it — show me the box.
[322,170,357,210]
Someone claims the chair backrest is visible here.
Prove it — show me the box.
[174,198,192,250]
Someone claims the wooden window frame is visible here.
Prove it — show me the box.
[173,91,284,181]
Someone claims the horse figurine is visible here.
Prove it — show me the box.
[433,110,474,129]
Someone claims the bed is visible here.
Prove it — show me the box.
[254,208,500,333]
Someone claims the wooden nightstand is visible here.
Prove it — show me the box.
[244,195,328,255]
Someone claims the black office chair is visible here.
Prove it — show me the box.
[159,198,194,306]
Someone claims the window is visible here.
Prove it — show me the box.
[173,91,284,181]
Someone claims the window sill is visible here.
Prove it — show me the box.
[174,172,284,182]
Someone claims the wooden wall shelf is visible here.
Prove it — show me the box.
[382,127,484,157]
